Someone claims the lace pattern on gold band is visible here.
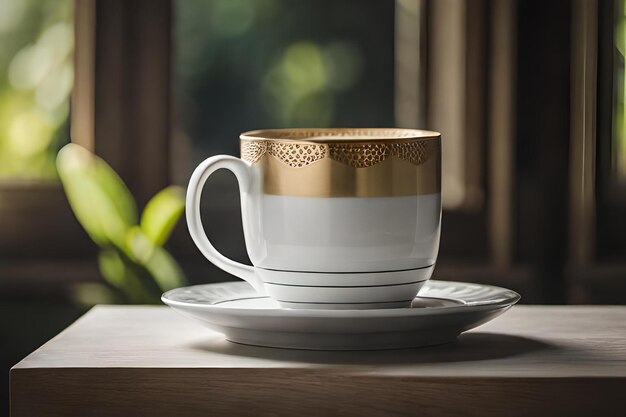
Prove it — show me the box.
[241,139,438,168]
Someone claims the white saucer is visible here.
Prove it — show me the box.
[162,280,520,350]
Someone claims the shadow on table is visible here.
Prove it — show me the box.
[190,332,553,365]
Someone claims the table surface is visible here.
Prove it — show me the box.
[11,305,626,417]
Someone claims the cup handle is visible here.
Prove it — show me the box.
[186,155,265,294]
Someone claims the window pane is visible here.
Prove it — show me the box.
[173,0,395,182]
[0,0,72,179]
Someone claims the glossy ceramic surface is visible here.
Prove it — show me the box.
[162,280,520,350]
[244,193,441,273]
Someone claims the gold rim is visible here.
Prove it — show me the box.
[241,138,439,168]
[239,128,441,197]
[240,128,441,143]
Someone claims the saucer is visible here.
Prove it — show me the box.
[162,280,520,350]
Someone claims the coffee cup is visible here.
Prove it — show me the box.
[187,128,441,309]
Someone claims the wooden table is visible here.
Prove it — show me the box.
[11,306,626,417]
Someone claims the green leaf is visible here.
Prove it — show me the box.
[98,248,128,290]
[143,244,187,291]
[125,226,156,264]
[58,144,186,304]
[125,226,186,292]
[98,247,162,304]
[140,185,185,246]
[57,144,137,246]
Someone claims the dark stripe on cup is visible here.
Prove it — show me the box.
[264,279,427,288]
[258,264,435,274]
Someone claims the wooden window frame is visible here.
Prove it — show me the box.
[395,0,492,265]
[394,0,540,297]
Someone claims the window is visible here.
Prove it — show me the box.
[6,0,578,302]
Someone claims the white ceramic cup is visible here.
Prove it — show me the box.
[187,128,441,309]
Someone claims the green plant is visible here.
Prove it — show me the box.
[57,143,186,305]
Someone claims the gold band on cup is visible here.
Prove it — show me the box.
[240,128,441,198]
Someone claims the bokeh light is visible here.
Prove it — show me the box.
[174,0,387,165]
[0,0,72,179]
[262,40,363,126]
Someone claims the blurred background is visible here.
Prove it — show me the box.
[1,0,625,414]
